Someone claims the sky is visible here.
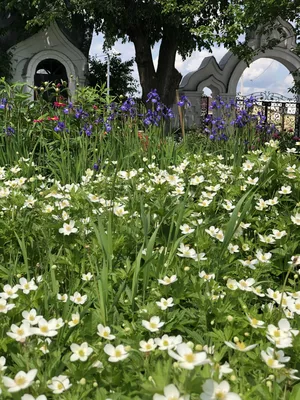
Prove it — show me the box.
[90,33,295,99]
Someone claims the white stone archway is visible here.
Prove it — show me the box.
[25,50,77,95]
[177,18,300,126]
[9,21,87,98]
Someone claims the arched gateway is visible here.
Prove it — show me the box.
[179,19,300,128]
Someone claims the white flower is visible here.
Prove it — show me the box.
[97,324,116,340]
[246,315,265,329]
[224,341,257,352]
[278,185,292,194]
[104,344,129,362]
[82,272,93,281]
[199,271,215,281]
[68,313,80,328]
[227,243,239,254]
[226,279,238,290]
[21,395,47,400]
[272,229,287,239]
[0,356,7,371]
[158,275,177,285]
[57,293,68,302]
[113,205,128,217]
[48,375,72,394]
[139,338,157,352]
[70,292,87,304]
[177,243,197,259]
[200,379,241,400]
[261,347,290,369]
[156,297,174,310]
[142,316,164,332]
[180,224,195,234]
[17,277,38,294]
[214,362,233,379]
[70,342,93,362]
[7,322,33,342]
[59,220,78,235]
[22,309,43,325]
[0,298,15,313]
[0,284,19,299]
[238,259,258,270]
[153,384,190,400]
[256,251,272,263]
[168,343,210,370]
[31,318,58,337]
[155,335,182,350]
[291,213,300,225]
[3,369,37,392]
[237,278,255,291]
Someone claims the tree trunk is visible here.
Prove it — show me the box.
[132,29,182,107]
[132,33,157,103]
[156,31,182,106]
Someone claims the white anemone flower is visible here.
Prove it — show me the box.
[139,338,157,352]
[59,220,78,235]
[3,369,37,392]
[200,379,241,400]
[158,275,177,285]
[70,292,87,304]
[17,277,38,294]
[155,335,182,350]
[57,293,68,302]
[70,342,93,362]
[7,322,33,342]
[261,347,290,369]
[21,395,47,400]
[0,284,19,299]
[180,224,195,234]
[68,313,80,328]
[153,384,190,400]
[168,343,210,370]
[156,297,174,310]
[0,298,15,313]
[225,341,257,352]
[0,356,7,371]
[142,316,164,332]
[48,375,72,394]
[177,243,197,259]
[22,309,43,325]
[104,344,129,362]
[97,324,116,340]
[31,318,58,337]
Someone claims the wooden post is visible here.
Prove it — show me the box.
[176,90,185,139]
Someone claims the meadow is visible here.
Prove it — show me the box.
[0,78,300,399]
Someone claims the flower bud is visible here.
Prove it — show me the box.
[227,315,234,322]
[187,341,194,349]
[195,344,203,351]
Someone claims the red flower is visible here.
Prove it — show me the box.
[53,102,66,108]
[47,116,59,121]
[93,105,98,110]
[33,119,44,123]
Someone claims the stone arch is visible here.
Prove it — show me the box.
[177,18,300,126]
[226,48,300,95]
[25,50,77,94]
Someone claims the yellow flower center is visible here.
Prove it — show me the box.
[251,318,258,326]
[115,349,122,358]
[267,359,275,367]
[295,304,300,310]
[40,325,49,333]
[57,382,64,390]
[24,283,30,289]
[78,349,85,357]
[163,340,169,346]
[0,304,5,311]
[216,392,226,400]
[145,344,152,350]
[15,376,27,386]
[150,322,158,329]
[184,353,195,363]
[236,342,246,350]
[274,330,281,338]
[103,331,109,337]
[17,328,24,335]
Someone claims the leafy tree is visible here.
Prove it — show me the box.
[1,0,299,104]
[88,55,138,97]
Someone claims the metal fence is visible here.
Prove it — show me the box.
[200,91,300,135]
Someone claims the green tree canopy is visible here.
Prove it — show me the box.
[1,0,299,104]
[88,55,138,97]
